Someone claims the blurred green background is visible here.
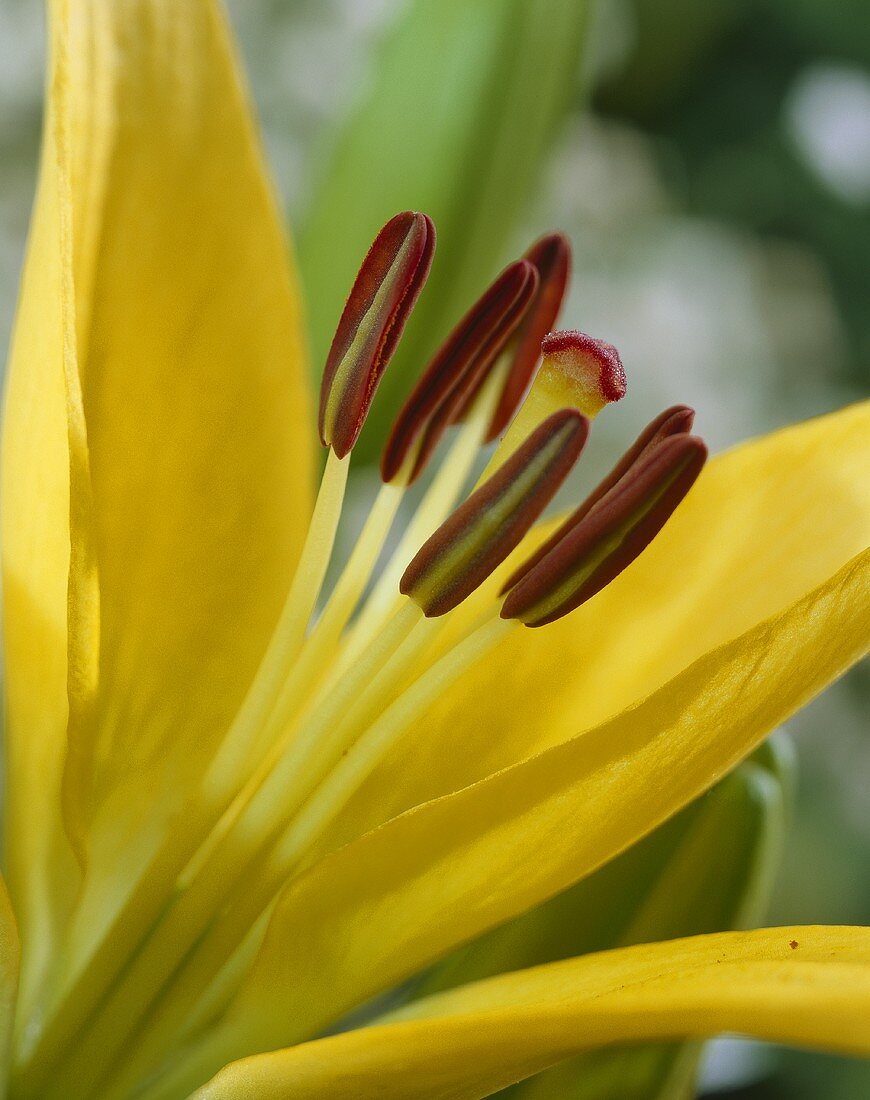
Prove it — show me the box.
[1,0,868,1095]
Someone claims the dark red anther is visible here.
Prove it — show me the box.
[501,432,707,626]
[319,211,435,458]
[380,260,538,485]
[401,409,589,617]
[504,405,696,593]
[486,233,571,441]
[581,404,695,513]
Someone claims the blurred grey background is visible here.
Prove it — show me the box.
[1,0,868,1095]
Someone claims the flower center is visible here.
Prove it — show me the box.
[16,215,707,1100]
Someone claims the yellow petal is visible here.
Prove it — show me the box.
[321,402,870,851]
[184,548,868,1075]
[422,753,787,1100]
[419,755,785,995]
[64,0,315,822]
[1,35,79,1007]
[2,0,316,976]
[0,876,19,1098]
[194,927,870,1100]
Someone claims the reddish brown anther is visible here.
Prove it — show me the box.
[380,260,538,484]
[581,405,695,512]
[486,233,571,441]
[401,409,589,617]
[319,211,435,458]
[504,405,695,592]
[501,431,707,626]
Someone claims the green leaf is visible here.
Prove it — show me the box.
[298,0,591,463]
[411,733,792,1099]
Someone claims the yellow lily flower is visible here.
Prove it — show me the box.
[2,3,869,1099]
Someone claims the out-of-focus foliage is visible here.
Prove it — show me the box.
[598,0,870,399]
[297,0,591,462]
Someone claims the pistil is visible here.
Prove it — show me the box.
[483,328,627,478]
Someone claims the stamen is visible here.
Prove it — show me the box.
[401,409,589,617]
[341,264,573,665]
[332,363,506,680]
[319,210,435,458]
[485,328,626,475]
[381,259,538,485]
[502,432,707,626]
[102,411,706,1077]
[487,233,571,440]
[214,214,439,782]
[505,405,695,591]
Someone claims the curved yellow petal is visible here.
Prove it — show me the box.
[63,0,315,822]
[3,0,314,1008]
[419,755,785,995]
[321,402,870,850]
[0,876,19,1098]
[179,548,868,1078]
[1,21,80,1008]
[421,753,787,1100]
[194,928,870,1100]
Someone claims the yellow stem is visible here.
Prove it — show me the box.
[205,447,350,787]
[100,616,516,1100]
[203,476,404,803]
[42,603,428,1098]
[280,614,515,868]
[338,359,507,676]
[13,450,350,1097]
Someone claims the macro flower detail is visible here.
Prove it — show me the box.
[319,209,435,460]
[1,4,869,1100]
[381,257,538,486]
